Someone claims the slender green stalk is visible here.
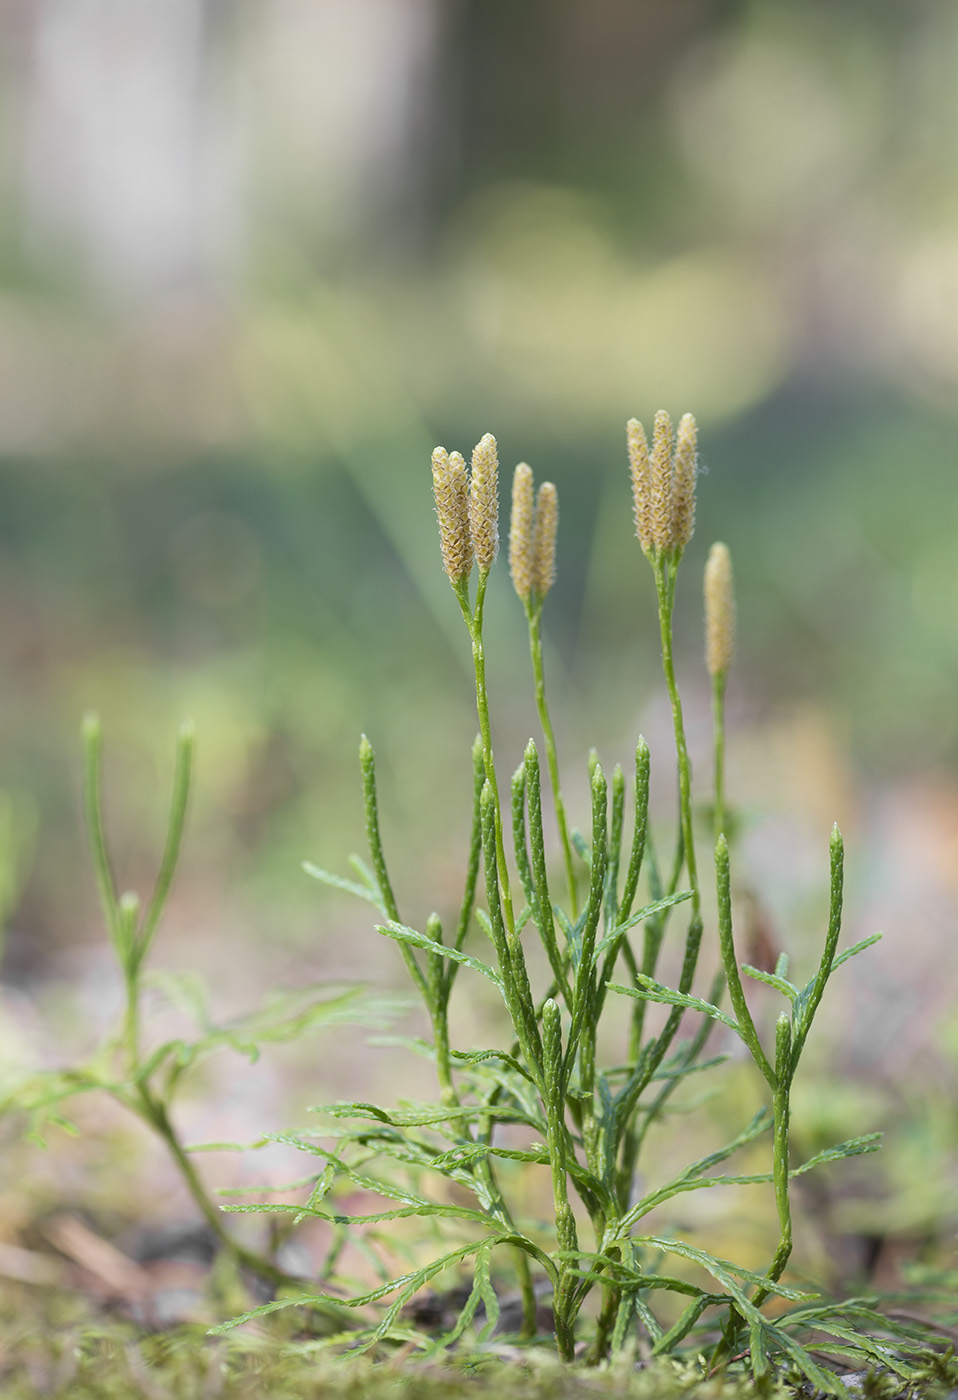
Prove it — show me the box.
[426,910,537,1340]
[614,556,707,1146]
[456,572,514,935]
[654,558,700,921]
[729,1016,793,1357]
[618,738,650,926]
[117,893,141,1067]
[360,734,429,1004]
[790,825,844,1070]
[564,765,608,1095]
[527,601,578,916]
[543,997,579,1360]
[81,713,120,950]
[524,740,570,1003]
[716,835,775,1090]
[424,913,455,1106]
[137,719,194,966]
[712,670,728,841]
[768,1013,794,1283]
[134,1091,337,1300]
[604,764,626,932]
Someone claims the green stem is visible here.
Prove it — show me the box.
[615,551,708,1204]
[472,1082,539,1340]
[542,998,579,1359]
[432,1001,537,1340]
[360,736,428,1002]
[753,1015,793,1307]
[459,571,514,935]
[716,835,775,1089]
[586,1265,620,1364]
[130,1090,350,1310]
[136,720,194,967]
[527,603,578,917]
[712,669,728,841]
[122,971,139,1072]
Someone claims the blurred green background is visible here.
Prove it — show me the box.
[0,0,955,1267]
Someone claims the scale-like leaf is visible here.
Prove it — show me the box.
[347,854,382,894]
[302,862,386,911]
[608,977,740,1032]
[796,1322,921,1377]
[593,891,694,962]
[207,1293,346,1336]
[447,1047,536,1083]
[740,965,798,998]
[570,829,591,865]
[306,1101,535,1127]
[631,1236,816,1301]
[754,1321,849,1397]
[378,922,502,987]
[831,932,882,971]
[650,1294,714,1354]
[791,1133,882,1174]
[221,1199,494,1227]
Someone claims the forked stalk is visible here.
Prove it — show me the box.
[79,717,339,1305]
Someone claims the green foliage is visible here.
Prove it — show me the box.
[207,419,926,1385]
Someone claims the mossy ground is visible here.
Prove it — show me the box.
[3,1283,957,1400]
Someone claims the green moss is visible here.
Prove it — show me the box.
[3,1284,957,1400]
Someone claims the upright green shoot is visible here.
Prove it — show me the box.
[509,464,578,916]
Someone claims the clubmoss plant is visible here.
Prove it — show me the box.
[1,714,384,1328]
[214,417,932,1390]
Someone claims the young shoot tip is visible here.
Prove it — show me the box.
[81,711,102,745]
[119,891,140,920]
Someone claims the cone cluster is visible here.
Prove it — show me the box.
[628,410,698,559]
[431,433,501,584]
[509,464,558,606]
